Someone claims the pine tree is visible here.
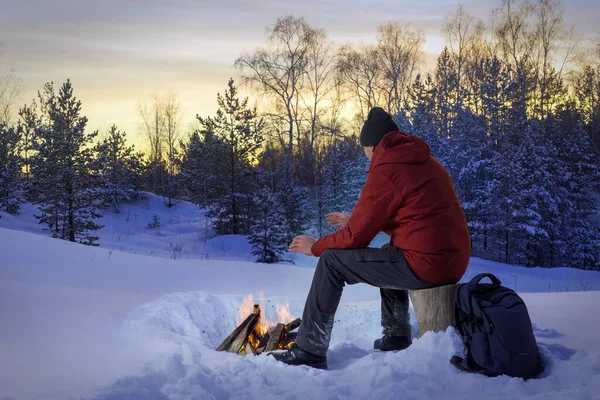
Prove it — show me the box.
[94,125,143,213]
[179,128,225,208]
[546,103,600,269]
[573,64,600,153]
[29,81,103,245]
[248,185,288,263]
[321,141,352,235]
[568,221,600,270]
[197,78,265,235]
[480,56,512,140]
[0,122,23,214]
[435,47,458,138]
[345,151,369,206]
[450,108,491,254]
[17,104,38,182]
[273,156,311,243]
[316,139,368,236]
[407,73,447,164]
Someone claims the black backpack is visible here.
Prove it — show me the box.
[451,273,544,379]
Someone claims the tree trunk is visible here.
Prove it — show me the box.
[409,284,458,338]
[67,178,75,242]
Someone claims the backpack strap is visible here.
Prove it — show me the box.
[450,355,481,374]
[467,273,502,291]
[450,355,500,377]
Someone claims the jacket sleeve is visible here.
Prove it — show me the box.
[311,168,400,257]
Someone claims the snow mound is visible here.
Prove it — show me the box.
[87,291,600,400]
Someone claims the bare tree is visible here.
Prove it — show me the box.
[320,74,347,139]
[493,0,538,119]
[235,16,315,157]
[0,44,23,125]
[492,0,578,120]
[494,0,536,69]
[533,0,576,119]
[376,22,425,116]
[443,6,484,108]
[162,92,182,207]
[336,44,383,119]
[336,23,424,119]
[299,28,337,171]
[138,94,164,194]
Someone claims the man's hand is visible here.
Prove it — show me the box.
[289,235,317,256]
[325,212,350,228]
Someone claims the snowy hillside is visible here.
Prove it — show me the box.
[1,195,600,399]
[2,193,598,291]
[0,193,259,262]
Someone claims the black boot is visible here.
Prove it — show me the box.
[269,344,328,369]
[374,335,412,351]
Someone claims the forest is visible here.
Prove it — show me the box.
[1,0,599,269]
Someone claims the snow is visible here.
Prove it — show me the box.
[0,193,257,262]
[1,195,600,400]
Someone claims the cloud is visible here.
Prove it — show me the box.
[0,0,598,148]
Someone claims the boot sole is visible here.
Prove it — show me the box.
[309,360,328,370]
[268,352,328,370]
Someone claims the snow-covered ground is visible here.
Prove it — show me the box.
[1,195,600,400]
[0,194,256,262]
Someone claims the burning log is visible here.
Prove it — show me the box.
[256,332,271,354]
[216,304,260,353]
[284,318,301,332]
[264,323,286,352]
[216,297,302,356]
[281,332,297,349]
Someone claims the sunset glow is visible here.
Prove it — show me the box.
[1,0,598,151]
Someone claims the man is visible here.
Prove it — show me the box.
[271,107,471,369]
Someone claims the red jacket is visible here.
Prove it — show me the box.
[311,131,471,284]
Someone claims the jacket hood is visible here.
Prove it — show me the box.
[370,131,431,170]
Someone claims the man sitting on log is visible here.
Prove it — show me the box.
[271,107,471,369]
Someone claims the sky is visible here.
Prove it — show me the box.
[1,0,599,150]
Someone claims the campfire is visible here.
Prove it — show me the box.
[216,294,300,355]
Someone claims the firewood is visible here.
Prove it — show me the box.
[216,312,259,353]
[264,323,285,352]
[242,339,258,356]
[284,318,301,332]
[229,314,259,353]
[280,332,297,349]
[409,284,458,338]
[255,332,271,354]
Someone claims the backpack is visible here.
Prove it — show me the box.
[450,273,544,379]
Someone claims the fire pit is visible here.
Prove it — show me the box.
[216,295,300,355]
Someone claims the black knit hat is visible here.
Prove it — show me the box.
[360,107,400,147]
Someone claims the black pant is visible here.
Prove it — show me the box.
[295,244,437,357]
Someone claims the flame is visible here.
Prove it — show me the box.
[248,332,260,349]
[276,302,294,324]
[257,292,270,335]
[236,294,255,326]
[237,293,297,350]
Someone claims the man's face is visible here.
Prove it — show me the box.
[364,146,374,161]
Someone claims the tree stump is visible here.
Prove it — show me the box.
[409,284,458,338]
